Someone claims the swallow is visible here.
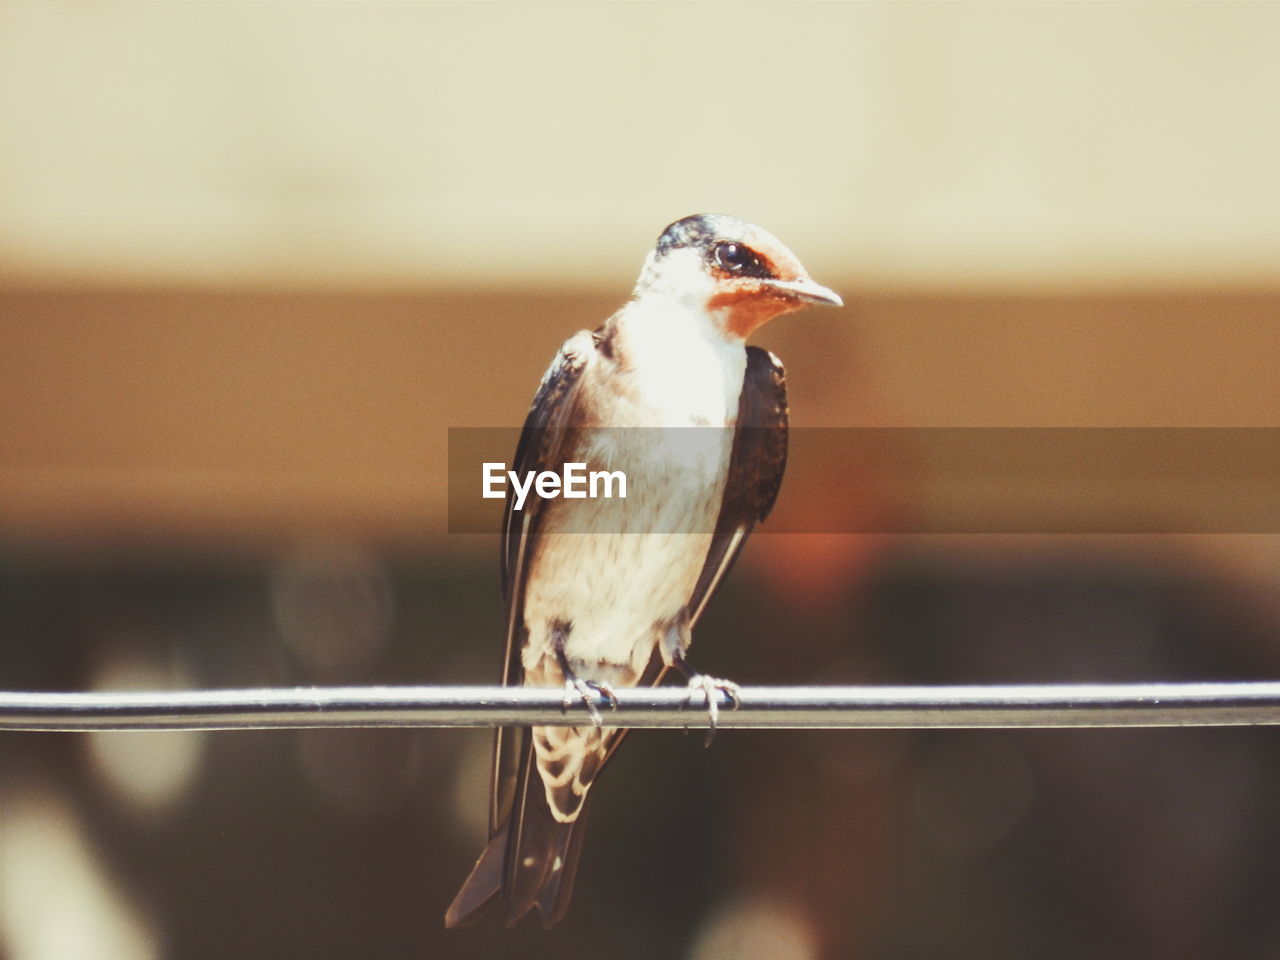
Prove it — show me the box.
[445,214,842,929]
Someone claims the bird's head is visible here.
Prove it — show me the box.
[633,213,843,341]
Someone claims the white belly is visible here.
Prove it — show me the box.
[521,426,733,685]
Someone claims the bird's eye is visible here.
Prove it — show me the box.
[711,242,760,275]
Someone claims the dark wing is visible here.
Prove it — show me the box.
[494,329,594,827]
[500,331,593,618]
[688,345,788,626]
[445,330,594,930]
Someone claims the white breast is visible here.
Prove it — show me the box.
[613,295,747,427]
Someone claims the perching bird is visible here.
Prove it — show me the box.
[445,214,842,929]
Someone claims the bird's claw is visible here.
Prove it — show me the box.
[561,678,619,728]
[683,675,741,746]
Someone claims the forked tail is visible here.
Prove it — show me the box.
[444,737,589,929]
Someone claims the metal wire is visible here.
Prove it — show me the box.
[3,682,1280,732]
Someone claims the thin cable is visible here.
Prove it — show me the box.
[2,682,1280,731]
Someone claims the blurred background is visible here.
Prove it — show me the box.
[2,3,1279,959]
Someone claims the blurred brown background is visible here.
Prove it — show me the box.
[2,4,1279,960]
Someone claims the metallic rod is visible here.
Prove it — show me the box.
[2,682,1280,732]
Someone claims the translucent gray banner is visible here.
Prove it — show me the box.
[448,428,1280,534]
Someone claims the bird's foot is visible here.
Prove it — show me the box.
[561,677,619,728]
[683,675,741,746]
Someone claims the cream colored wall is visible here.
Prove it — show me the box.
[1,2,1277,290]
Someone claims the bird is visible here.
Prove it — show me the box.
[444,213,842,929]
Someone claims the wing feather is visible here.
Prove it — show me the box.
[492,330,594,830]
[689,345,789,626]
[448,330,596,929]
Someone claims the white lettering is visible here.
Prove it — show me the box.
[591,469,627,499]
[509,469,536,511]
[535,471,561,499]
[562,462,587,498]
[487,462,629,510]
[482,462,507,499]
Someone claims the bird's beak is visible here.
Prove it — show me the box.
[765,277,844,308]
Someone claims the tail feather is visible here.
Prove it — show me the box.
[445,734,588,929]
[443,826,504,928]
[505,769,586,928]
[536,805,588,926]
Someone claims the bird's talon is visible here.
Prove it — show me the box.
[563,678,617,728]
[684,676,740,746]
[600,683,620,711]
[723,685,743,710]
